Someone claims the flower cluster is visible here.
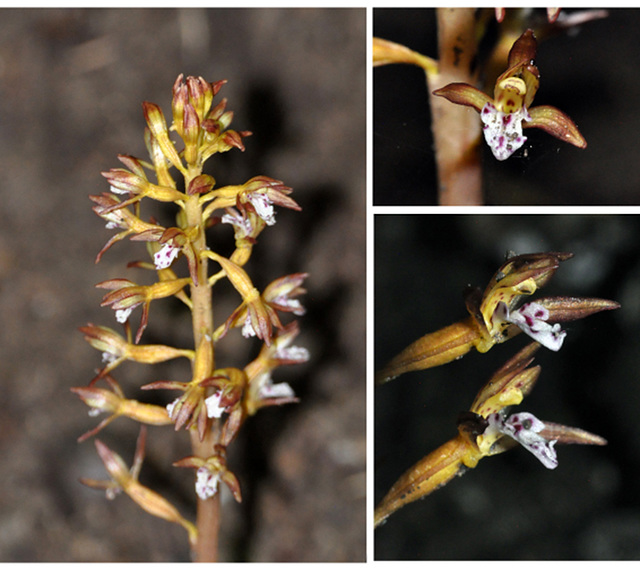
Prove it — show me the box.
[375,342,608,528]
[377,251,619,384]
[72,75,308,554]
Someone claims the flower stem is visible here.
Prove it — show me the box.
[190,428,221,562]
[185,176,220,561]
[429,8,483,205]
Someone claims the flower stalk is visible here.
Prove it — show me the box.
[374,9,482,204]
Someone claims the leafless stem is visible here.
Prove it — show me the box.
[185,177,220,562]
[429,8,483,205]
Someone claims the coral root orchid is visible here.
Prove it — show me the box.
[433,29,587,160]
[73,75,308,561]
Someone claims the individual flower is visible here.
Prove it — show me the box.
[374,343,607,528]
[201,176,300,224]
[97,277,191,343]
[377,252,620,383]
[71,375,172,442]
[143,335,237,444]
[90,192,164,262]
[472,252,576,352]
[207,253,287,345]
[433,29,587,160]
[173,445,242,503]
[263,273,308,316]
[102,161,185,206]
[143,334,215,439]
[244,322,307,416]
[211,257,308,345]
[79,323,194,380]
[80,427,197,546]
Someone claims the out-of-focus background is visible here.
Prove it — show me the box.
[375,215,640,559]
[374,8,640,205]
[0,8,365,561]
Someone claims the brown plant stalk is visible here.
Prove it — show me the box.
[429,8,483,205]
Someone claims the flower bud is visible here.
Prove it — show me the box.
[182,102,200,166]
[89,434,197,546]
[142,101,184,173]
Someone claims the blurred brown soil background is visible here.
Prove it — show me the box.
[0,8,365,561]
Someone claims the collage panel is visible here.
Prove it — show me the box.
[374,214,640,559]
[0,7,365,562]
[373,8,640,205]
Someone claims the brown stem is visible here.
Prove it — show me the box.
[429,8,483,205]
[185,179,220,562]
[190,428,221,562]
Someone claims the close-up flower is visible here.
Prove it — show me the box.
[432,29,586,160]
[375,215,640,560]
[376,251,619,384]
[79,427,198,546]
[375,342,607,529]
[97,277,191,343]
[373,8,637,205]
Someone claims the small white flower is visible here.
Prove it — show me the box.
[247,193,276,225]
[153,242,180,270]
[222,209,253,237]
[166,398,180,419]
[481,102,531,161]
[241,315,258,338]
[204,391,226,419]
[259,381,295,400]
[115,306,134,324]
[195,466,220,500]
[88,408,102,417]
[487,411,558,469]
[109,184,130,195]
[276,345,310,363]
[496,301,566,351]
